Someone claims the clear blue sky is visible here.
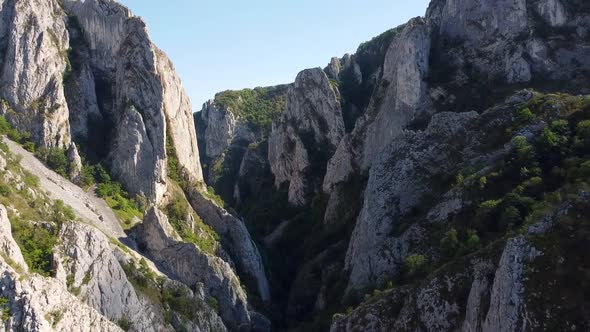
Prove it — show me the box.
[118,0,430,111]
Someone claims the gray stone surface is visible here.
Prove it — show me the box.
[134,207,261,331]
[54,222,169,332]
[268,68,344,206]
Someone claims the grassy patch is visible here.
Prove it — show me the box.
[0,144,77,276]
[46,310,63,328]
[93,165,143,229]
[117,318,132,331]
[165,189,219,255]
[121,259,162,304]
[204,186,225,208]
[0,115,32,146]
[11,200,75,276]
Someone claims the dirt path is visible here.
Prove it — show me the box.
[4,138,126,239]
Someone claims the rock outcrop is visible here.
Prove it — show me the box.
[0,0,71,148]
[133,207,265,331]
[0,205,26,272]
[0,1,268,331]
[195,85,289,205]
[345,111,478,290]
[329,207,575,332]
[0,204,122,332]
[54,222,169,332]
[268,68,344,206]
[196,1,590,329]
[0,0,206,202]
[59,0,204,202]
[187,188,271,302]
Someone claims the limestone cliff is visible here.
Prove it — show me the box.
[197,0,590,330]
[0,0,268,331]
[63,0,204,202]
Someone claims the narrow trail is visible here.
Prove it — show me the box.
[4,138,126,239]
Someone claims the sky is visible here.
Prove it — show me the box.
[118,0,431,111]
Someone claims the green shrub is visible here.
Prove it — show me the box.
[51,200,76,224]
[538,126,569,155]
[204,186,225,208]
[575,120,590,152]
[94,167,142,227]
[165,131,184,186]
[550,120,570,135]
[404,254,427,279]
[455,173,464,186]
[0,297,9,321]
[22,170,40,188]
[576,120,590,140]
[117,318,132,331]
[47,310,63,327]
[480,199,501,210]
[463,229,481,253]
[440,228,459,257]
[511,136,535,165]
[207,296,219,313]
[165,194,219,255]
[479,176,487,189]
[121,259,160,303]
[498,205,521,230]
[12,217,58,276]
[516,107,534,123]
[35,147,68,177]
[94,164,111,183]
[162,286,198,320]
[0,184,11,196]
[80,164,95,188]
[97,181,123,198]
[22,141,35,153]
[0,115,30,144]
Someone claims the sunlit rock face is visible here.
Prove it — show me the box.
[197,0,590,330]
[0,0,204,202]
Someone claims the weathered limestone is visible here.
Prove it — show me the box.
[268,68,344,206]
[0,0,71,148]
[54,222,169,332]
[133,207,261,331]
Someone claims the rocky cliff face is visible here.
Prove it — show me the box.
[53,222,170,332]
[195,85,288,206]
[0,204,122,331]
[132,207,258,331]
[1,0,590,330]
[0,0,205,202]
[269,68,345,207]
[197,0,590,330]
[0,0,269,331]
[0,0,71,149]
[62,0,204,202]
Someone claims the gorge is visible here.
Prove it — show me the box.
[0,0,589,331]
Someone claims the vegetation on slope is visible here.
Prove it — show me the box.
[93,165,145,229]
[164,185,220,255]
[121,257,218,330]
[1,114,143,230]
[214,86,287,134]
[0,139,77,276]
[336,92,590,321]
